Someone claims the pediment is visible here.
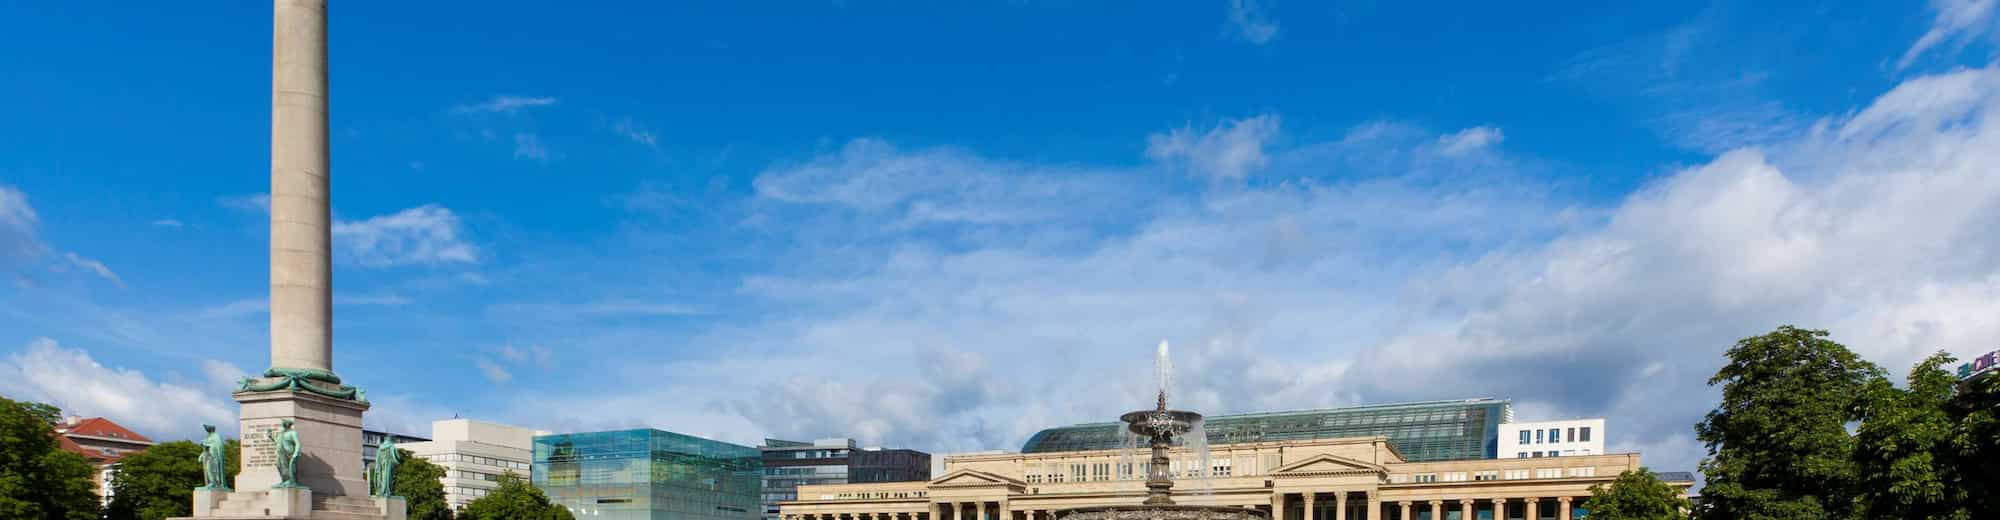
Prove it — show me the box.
[1269,454,1385,476]
[931,469,1024,486]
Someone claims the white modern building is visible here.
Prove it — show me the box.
[401,419,549,510]
[1499,418,1604,459]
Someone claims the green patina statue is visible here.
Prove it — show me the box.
[196,424,231,491]
[370,436,400,497]
[267,419,304,489]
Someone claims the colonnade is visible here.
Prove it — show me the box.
[786,495,1585,520]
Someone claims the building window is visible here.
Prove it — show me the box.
[1092,463,1111,481]
[1549,428,1562,443]
[1517,452,1527,458]
[1071,463,1087,482]
[1519,430,1531,444]
[1443,472,1467,482]
[1503,469,1528,480]
[1413,473,1437,483]
[1532,451,1543,457]
[1580,427,1592,442]
[1535,468,1562,479]
[1535,430,1544,444]
[1549,452,1561,458]
[1473,471,1498,481]
[1567,467,1596,477]
[1567,427,1577,443]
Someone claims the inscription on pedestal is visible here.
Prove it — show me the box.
[244,420,281,469]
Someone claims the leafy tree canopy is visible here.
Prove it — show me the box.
[0,397,106,520]
[1852,352,1970,520]
[392,449,453,520]
[458,472,572,520]
[104,438,240,520]
[1694,326,1883,520]
[1581,468,1689,520]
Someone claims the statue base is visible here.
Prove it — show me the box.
[234,387,371,497]
[174,488,405,520]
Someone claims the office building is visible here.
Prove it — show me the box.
[1498,419,1604,459]
[762,438,931,520]
[535,428,763,520]
[402,419,547,510]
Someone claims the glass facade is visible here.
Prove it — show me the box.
[759,439,929,520]
[1021,399,1511,461]
[535,429,762,520]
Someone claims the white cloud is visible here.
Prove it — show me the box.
[62,252,123,287]
[1437,126,1505,156]
[535,66,2000,473]
[752,138,1144,230]
[614,118,658,148]
[453,95,558,114]
[220,193,271,212]
[473,358,512,383]
[514,133,549,161]
[151,219,183,229]
[1227,0,1279,45]
[1145,114,1281,180]
[0,338,238,439]
[0,185,46,268]
[332,205,479,267]
[1898,0,1998,70]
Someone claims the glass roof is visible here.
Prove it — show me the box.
[1020,398,1511,462]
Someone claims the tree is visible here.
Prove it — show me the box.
[1580,468,1690,520]
[0,397,104,520]
[1852,352,1969,520]
[458,472,573,520]
[104,439,239,520]
[1945,361,2000,517]
[1693,326,1882,520]
[391,449,453,520]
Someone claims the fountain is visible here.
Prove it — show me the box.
[1054,342,1268,520]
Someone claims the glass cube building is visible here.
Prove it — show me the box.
[1020,398,1511,461]
[534,429,763,520]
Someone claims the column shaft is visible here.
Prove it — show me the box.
[1525,499,1538,520]
[1333,492,1346,520]
[1271,492,1286,520]
[269,0,334,373]
[1304,492,1315,520]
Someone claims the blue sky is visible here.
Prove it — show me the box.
[3,0,1999,477]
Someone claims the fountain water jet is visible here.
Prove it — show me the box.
[1053,342,1267,520]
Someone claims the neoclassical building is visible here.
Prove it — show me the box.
[781,401,1689,520]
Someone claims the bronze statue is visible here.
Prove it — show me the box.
[267,419,303,488]
[197,424,231,491]
[371,436,400,497]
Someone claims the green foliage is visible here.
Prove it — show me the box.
[392,449,454,520]
[1852,352,1970,520]
[103,439,240,520]
[1694,326,1882,520]
[0,397,104,520]
[458,472,573,520]
[1580,468,1690,520]
[1944,359,2000,517]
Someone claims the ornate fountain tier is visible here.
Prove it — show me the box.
[1054,390,1268,520]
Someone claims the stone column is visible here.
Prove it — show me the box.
[270,0,334,375]
[1364,492,1378,520]
[978,502,990,520]
[1556,498,1571,520]
[1459,500,1472,520]
[1396,502,1409,520]
[1525,499,1538,520]
[1303,492,1315,520]
[1271,492,1286,520]
[1427,501,1440,520]
[1491,498,1507,520]
[1332,492,1346,520]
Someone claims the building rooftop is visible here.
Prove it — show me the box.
[1021,398,1511,462]
[1657,471,1696,482]
[54,416,154,464]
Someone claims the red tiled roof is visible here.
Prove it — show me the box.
[58,417,152,443]
[56,435,113,464]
